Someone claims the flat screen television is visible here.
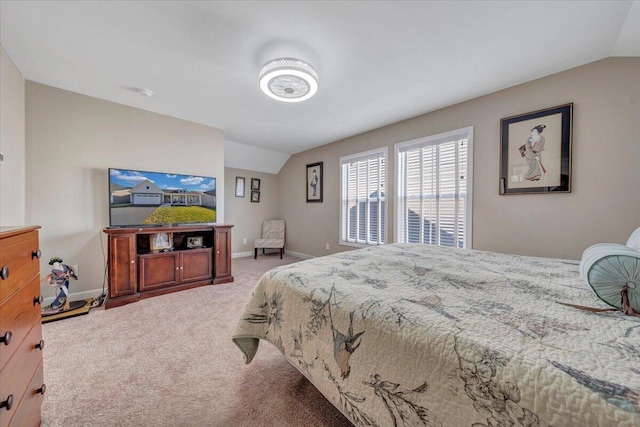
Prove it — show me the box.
[109,168,216,227]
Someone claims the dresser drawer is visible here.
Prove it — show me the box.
[0,322,43,427]
[0,230,40,305]
[0,277,42,371]
[0,361,43,427]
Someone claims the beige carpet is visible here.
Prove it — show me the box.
[41,254,351,427]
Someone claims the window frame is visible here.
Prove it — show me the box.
[394,126,474,248]
[339,146,388,248]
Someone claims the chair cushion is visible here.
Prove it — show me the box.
[263,220,285,240]
[255,238,284,249]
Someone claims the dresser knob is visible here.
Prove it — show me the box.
[32,249,42,259]
[0,394,13,411]
[33,295,44,306]
[36,384,46,395]
[0,331,12,346]
[0,266,8,280]
[35,340,45,351]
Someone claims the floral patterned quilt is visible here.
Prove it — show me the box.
[232,243,640,426]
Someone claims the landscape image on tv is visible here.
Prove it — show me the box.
[109,168,216,226]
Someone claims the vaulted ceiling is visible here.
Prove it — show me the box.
[2,1,639,159]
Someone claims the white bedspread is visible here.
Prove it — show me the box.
[233,243,640,426]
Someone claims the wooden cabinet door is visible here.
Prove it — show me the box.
[180,248,212,283]
[213,226,232,283]
[108,234,136,298]
[138,252,179,291]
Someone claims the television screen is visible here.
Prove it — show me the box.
[109,168,216,227]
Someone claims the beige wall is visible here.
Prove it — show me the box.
[25,82,225,299]
[278,57,640,260]
[225,167,280,256]
[0,45,26,226]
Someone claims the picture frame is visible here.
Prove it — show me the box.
[499,103,573,195]
[251,178,261,191]
[235,176,245,198]
[306,161,323,202]
[150,232,173,251]
[251,190,260,203]
[186,236,203,248]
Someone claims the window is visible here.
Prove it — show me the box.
[395,127,473,248]
[340,147,387,246]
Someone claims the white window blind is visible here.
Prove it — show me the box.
[396,127,473,248]
[340,148,387,246]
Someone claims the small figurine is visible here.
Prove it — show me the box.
[41,257,78,314]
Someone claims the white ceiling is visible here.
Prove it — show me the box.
[1,1,639,160]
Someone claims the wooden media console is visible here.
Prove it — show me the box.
[103,224,233,309]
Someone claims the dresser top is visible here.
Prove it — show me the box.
[0,225,41,239]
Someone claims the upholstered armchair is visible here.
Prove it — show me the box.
[254,220,285,259]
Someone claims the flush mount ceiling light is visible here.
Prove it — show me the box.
[259,58,318,103]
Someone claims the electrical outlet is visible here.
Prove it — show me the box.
[326,243,330,251]
[242,238,247,244]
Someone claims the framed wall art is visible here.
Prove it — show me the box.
[499,103,573,195]
[251,178,261,191]
[235,176,245,197]
[251,190,260,203]
[306,161,323,202]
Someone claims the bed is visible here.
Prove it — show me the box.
[233,243,640,426]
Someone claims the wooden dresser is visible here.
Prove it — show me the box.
[0,226,45,427]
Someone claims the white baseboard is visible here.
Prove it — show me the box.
[232,251,254,258]
[234,249,313,259]
[43,288,104,306]
[284,250,314,260]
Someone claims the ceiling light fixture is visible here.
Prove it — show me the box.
[259,58,318,103]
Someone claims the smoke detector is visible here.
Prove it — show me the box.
[137,88,154,97]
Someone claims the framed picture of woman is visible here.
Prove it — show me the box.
[306,162,323,202]
[499,103,573,195]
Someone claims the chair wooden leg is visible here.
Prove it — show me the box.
[280,248,283,259]
[263,248,265,255]
[254,248,257,259]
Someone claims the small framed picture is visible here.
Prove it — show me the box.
[150,233,173,251]
[500,103,573,195]
[251,178,261,191]
[235,177,245,198]
[187,236,203,248]
[306,162,323,202]
[251,190,260,203]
